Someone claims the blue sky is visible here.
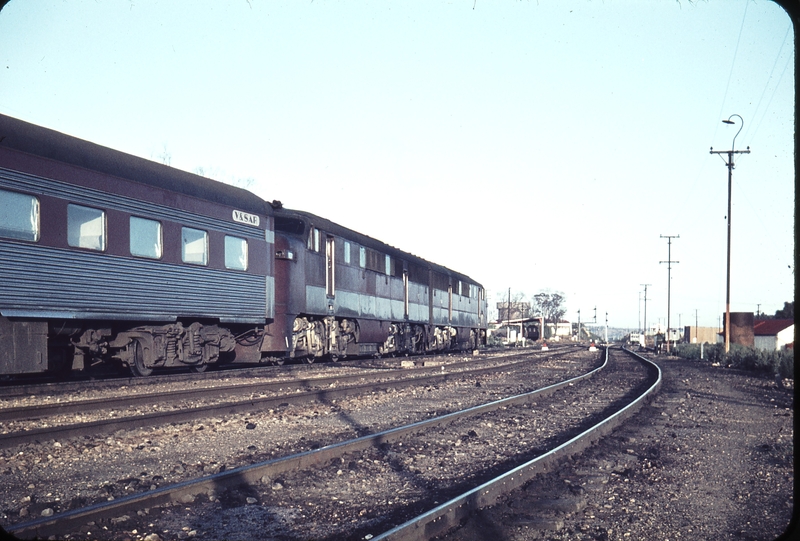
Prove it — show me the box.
[0,0,794,330]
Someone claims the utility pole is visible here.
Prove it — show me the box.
[638,291,642,334]
[660,235,679,353]
[710,114,750,353]
[641,284,651,346]
[577,309,581,342]
[507,287,511,345]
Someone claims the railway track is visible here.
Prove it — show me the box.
[0,346,571,400]
[375,347,661,541]
[0,349,578,449]
[5,347,659,540]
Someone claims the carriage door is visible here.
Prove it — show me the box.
[448,284,453,323]
[479,287,486,326]
[403,270,409,319]
[326,236,335,297]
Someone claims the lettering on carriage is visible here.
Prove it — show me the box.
[232,210,260,227]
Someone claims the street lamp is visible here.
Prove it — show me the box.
[710,114,750,353]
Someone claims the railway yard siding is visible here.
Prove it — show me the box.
[0,350,792,540]
[440,355,794,541]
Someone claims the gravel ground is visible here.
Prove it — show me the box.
[438,354,794,541]
[134,349,648,541]
[0,350,598,536]
[6,351,790,541]
[0,352,537,432]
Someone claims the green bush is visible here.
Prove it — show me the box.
[776,350,795,379]
[673,342,725,363]
[486,334,505,347]
[673,343,701,360]
[674,342,794,378]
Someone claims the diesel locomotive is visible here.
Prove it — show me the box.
[0,114,487,376]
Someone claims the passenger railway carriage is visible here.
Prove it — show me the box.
[0,113,487,376]
[0,114,274,376]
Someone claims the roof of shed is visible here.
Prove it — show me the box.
[753,319,794,336]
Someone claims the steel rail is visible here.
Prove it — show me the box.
[0,355,528,421]
[7,348,607,539]
[0,349,581,449]
[372,347,661,541]
[0,346,569,399]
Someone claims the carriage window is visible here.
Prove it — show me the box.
[343,241,351,264]
[225,235,248,271]
[359,246,366,268]
[182,227,208,265]
[385,254,392,276]
[68,204,105,251]
[130,216,162,259]
[0,189,39,242]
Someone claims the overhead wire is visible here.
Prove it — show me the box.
[745,23,793,145]
[728,20,794,271]
[711,0,750,147]
[672,1,750,224]
[713,5,795,316]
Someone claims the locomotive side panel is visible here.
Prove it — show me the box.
[274,207,487,359]
[407,281,429,322]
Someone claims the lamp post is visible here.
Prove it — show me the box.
[710,114,750,353]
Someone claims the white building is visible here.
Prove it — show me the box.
[753,319,794,352]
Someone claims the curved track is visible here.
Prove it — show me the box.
[6,347,658,540]
[375,347,661,541]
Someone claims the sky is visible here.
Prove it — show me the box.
[0,0,794,331]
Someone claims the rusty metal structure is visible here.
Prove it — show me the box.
[0,114,487,376]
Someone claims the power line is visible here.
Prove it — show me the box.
[714,0,750,129]
[748,47,793,146]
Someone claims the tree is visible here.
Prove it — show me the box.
[775,301,794,319]
[533,290,567,327]
[497,290,530,322]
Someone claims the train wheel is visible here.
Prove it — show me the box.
[190,363,208,373]
[329,354,340,362]
[129,340,153,377]
[302,355,315,364]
